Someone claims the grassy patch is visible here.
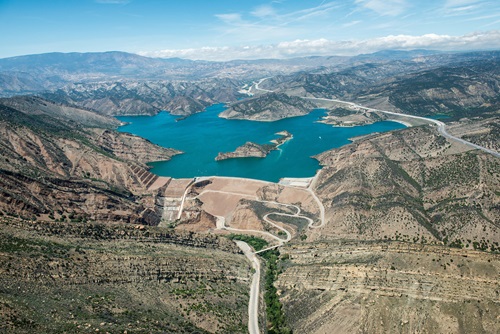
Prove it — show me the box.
[227,234,268,251]
[259,249,292,334]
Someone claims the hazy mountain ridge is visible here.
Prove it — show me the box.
[262,51,500,120]
[262,51,499,92]
[0,49,451,98]
[0,51,352,96]
[42,79,245,116]
[3,49,497,119]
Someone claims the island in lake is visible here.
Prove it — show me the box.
[215,130,292,161]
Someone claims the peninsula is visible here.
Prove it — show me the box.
[215,131,292,161]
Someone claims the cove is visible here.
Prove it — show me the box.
[117,104,405,182]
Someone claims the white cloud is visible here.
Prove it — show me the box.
[139,30,500,61]
[251,5,276,18]
[215,13,243,24]
[445,0,481,7]
[342,20,361,27]
[355,0,408,16]
[442,0,484,15]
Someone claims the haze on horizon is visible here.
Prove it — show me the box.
[1,0,499,61]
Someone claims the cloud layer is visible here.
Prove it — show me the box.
[140,30,500,61]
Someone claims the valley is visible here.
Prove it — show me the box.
[0,49,499,333]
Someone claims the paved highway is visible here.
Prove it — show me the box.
[251,78,499,159]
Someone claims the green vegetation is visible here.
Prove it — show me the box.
[259,249,292,334]
[425,153,480,189]
[0,232,71,257]
[227,234,268,251]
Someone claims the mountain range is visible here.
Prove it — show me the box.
[0,49,499,333]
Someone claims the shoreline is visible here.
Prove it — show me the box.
[386,119,412,127]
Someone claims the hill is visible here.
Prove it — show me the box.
[0,96,179,223]
[219,92,316,121]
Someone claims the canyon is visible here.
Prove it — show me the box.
[0,49,499,333]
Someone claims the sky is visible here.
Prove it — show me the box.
[0,0,499,60]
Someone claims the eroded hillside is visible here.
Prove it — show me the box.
[0,218,250,333]
[313,126,499,247]
[219,92,316,121]
[271,124,500,333]
[277,240,500,334]
[0,97,179,224]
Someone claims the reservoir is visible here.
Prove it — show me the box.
[117,104,405,182]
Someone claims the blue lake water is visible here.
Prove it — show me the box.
[117,104,405,182]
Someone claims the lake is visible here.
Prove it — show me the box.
[117,104,405,182]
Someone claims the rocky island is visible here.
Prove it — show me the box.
[215,130,292,161]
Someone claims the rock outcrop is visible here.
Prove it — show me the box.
[215,142,271,161]
[215,131,293,161]
[277,240,500,334]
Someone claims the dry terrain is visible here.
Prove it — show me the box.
[277,240,500,334]
[0,218,251,334]
[312,125,499,247]
[261,123,500,334]
[177,177,320,244]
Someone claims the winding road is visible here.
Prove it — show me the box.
[241,77,499,332]
[183,181,325,334]
[252,79,500,159]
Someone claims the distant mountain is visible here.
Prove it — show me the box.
[0,52,204,95]
[0,51,347,96]
[42,78,244,116]
[261,51,500,119]
[0,49,464,97]
[2,49,499,120]
[356,57,500,118]
[0,51,171,73]
[353,49,442,60]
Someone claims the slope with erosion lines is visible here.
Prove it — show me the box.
[313,125,500,247]
[0,218,251,334]
[0,97,180,224]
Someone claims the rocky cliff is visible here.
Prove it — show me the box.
[276,240,500,334]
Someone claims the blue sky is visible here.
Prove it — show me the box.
[0,0,499,60]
